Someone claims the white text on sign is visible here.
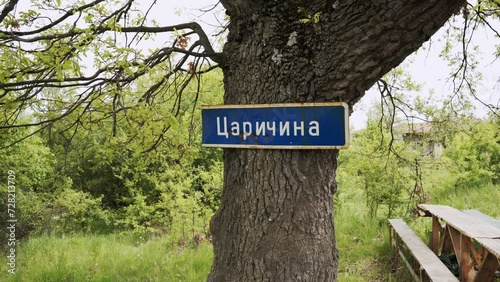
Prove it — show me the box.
[217,117,320,140]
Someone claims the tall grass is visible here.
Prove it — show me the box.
[425,169,500,217]
[411,168,500,238]
[0,233,213,281]
[335,184,413,281]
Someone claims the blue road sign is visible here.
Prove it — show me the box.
[202,103,349,149]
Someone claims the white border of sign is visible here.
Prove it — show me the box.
[202,102,350,150]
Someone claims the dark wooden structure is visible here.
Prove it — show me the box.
[417,204,500,282]
[388,218,459,282]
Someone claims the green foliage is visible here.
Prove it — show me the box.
[1,2,498,279]
[191,159,223,212]
[444,117,500,188]
[52,188,111,234]
[9,190,49,241]
[0,128,55,193]
[0,128,58,241]
[0,65,224,239]
[0,128,112,240]
[297,7,321,24]
[338,117,421,219]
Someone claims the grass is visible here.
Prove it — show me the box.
[1,168,498,281]
[0,233,213,281]
[335,185,413,282]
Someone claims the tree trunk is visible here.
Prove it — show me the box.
[209,1,465,281]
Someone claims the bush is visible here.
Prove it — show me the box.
[445,119,500,189]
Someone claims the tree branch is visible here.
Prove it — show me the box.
[0,0,19,24]
[2,22,221,63]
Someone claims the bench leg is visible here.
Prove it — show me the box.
[474,251,499,282]
[430,216,441,255]
[448,226,475,282]
[389,226,420,282]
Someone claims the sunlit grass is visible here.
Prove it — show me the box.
[0,233,213,282]
[335,187,412,281]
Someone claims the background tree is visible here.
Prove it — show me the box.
[444,115,500,189]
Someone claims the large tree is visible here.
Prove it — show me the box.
[2,0,494,281]
[208,1,466,281]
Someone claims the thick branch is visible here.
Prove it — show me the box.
[5,0,106,36]
[220,0,263,18]
[0,44,213,92]
[0,0,19,24]
[220,0,467,106]
[2,22,221,63]
[329,0,468,104]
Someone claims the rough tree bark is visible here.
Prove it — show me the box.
[208,1,465,281]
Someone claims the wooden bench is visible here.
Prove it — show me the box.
[388,219,459,282]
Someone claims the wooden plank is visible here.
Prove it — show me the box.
[388,219,459,282]
[462,210,500,230]
[418,205,500,239]
[474,238,500,258]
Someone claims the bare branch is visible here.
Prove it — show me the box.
[1,22,221,63]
